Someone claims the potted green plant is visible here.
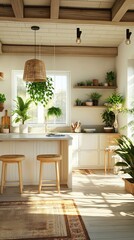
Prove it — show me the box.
[90,92,102,106]
[101,109,115,132]
[105,71,116,86]
[26,77,54,107]
[114,135,134,195]
[47,106,62,118]
[75,98,82,106]
[105,92,125,132]
[0,93,6,112]
[12,96,32,133]
[45,106,62,133]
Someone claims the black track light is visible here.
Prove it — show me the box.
[76,28,82,44]
[125,29,132,45]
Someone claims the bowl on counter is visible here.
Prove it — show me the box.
[84,128,96,133]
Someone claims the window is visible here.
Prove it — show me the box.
[12,70,71,126]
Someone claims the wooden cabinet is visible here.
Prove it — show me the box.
[71,133,119,170]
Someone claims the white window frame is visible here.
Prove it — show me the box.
[11,70,71,127]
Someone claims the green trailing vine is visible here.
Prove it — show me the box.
[47,106,62,118]
[26,77,54,107]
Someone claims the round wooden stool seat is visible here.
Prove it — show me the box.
[0,154,25,194]
[37,154,62,193]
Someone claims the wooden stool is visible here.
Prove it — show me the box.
[104,134,120,173]
[37,154,62,193]
[0,154,25,194]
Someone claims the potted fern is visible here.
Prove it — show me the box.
[114,135,134,195]
[45,106,62,133]
[12,96,32,133]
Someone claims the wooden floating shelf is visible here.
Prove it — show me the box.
[74,86,117,89]
[74,106,106,108]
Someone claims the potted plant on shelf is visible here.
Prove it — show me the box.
[105,71,116,86]
[12,96,32,133]
[101,109,115,133]
[75,98,82,106]
[114,135,134,195]
[90,92,102,106]
[105,92,125,132]
[0,93,6,112]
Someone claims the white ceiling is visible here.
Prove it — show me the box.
[0,0,134,48]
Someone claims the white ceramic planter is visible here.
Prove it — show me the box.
[19,124,28,133]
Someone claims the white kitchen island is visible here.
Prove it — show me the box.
[0,133,73,188]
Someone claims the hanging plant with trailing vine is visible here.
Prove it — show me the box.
[26,77,54,107]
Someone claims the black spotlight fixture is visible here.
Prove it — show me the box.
[125,29,132,45]
[76,27,82,44]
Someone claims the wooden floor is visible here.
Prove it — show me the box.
[0,170,134,240]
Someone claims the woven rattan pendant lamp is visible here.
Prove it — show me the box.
[23,26,46,82]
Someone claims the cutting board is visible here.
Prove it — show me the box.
[1,110,10,132]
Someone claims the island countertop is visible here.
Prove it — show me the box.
[0,133,72,141]
[0,133,73,188]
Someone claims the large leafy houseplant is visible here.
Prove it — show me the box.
[114,135,134,179]
[26,77,54,107]
[114,135,134,194]
[12,96,32,124]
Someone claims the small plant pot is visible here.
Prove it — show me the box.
[0,102,4,112]
[92,100,98,106]
[19,124,28,134]
[104,127,113,133]
[2,128,9,134]
[93,79,99,86]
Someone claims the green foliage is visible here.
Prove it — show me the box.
[90,92,102,100]
[0,93,6,102]
[114,135,134,178]
[101,109,115,127]
[106,92,125,113]
[75,98,82,106]
[106,92,124,105]
[26,77,54,107]
[47,106,62,118]
[12,96,32,124]
[106,71,116,84]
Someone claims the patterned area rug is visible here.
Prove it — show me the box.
[73,169,94,175]
[0,199,90,240]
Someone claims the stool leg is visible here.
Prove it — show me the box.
[4,163,7,187]
[39,162,43,194]
[108,150,110,172]
[18,162,23,194]
[55,161,60,193]
[1,162,6,194]
[104,150,107,174]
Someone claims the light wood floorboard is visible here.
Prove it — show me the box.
[0,170,134,240]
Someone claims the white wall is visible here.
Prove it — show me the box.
[116,33,134,135]
[0,53,115,126]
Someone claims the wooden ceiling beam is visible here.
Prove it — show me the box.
[112,0,134,22]
[50,0,60,19]
[10,0,24,18]
[0,4,134,24]
[1,44,118,57]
